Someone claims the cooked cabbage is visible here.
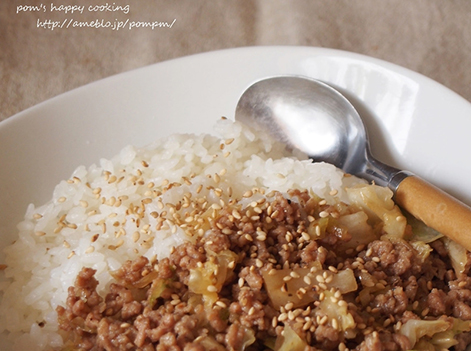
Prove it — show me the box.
[316,290,356,334]
[262,261,357,310]
[406,211,443,243]
[443,237,468,275]
[335,210,378,250]
[399,318,451,348]
[409,240,433,263]
[346,184,406,238]
[274,324,308,351]
[188,249,239,308]
[402,317,471,350]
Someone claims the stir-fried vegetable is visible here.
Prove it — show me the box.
[400,318,451,349]
[262,261,357,310]
[346,184,406,238]
[274,324,308,351]
[443,237,468,275]
[188,249,239,308]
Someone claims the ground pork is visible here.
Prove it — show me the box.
[57,190,471,351]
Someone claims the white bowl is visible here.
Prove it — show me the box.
[1,46,471,348]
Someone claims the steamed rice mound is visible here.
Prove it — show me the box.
[0,118,362,350]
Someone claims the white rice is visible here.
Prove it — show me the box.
[0,118,363,350]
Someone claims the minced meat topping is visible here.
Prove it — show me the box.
[56,188,471,351]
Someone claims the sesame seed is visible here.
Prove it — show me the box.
[304,276,312,285]
[278,313,288,322]
[319,211,329,218]
[290,271,300,279]
[288,311,295,320]
[85,246,95,254]
[238,278,245,288]
[376,283,386,289]
[35,231,46,237]
[244,234,253,242]
[332,318,339,330]
[214,300,227,309]
[57,197,66,203]
[207,285,218,292]
[232,209,241,219]
[328,266,338,273]
[243,190,253,198]
[303,319,312,331]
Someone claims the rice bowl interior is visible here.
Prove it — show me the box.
[2,47,471,351]
[1,118,471,351]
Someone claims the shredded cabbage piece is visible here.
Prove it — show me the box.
[148,278,173,308]
[335,210,378,251]
[399,318,451,348]
[346,184,406,238]
[405,318,471,350]
[409,240,433,263]
[188,249,239,308]
[406,212,443,243]
[195,335,227,351]
[274,324,308,351]
[316,290,356,334]
[262,262,357,310]
[443,237,468,275]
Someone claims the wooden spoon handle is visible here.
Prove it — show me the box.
[395,175,471,251]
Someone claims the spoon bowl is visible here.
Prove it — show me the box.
[236,77,366,174]
[235,75,471,250]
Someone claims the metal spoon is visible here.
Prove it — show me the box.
[235,75,471,250]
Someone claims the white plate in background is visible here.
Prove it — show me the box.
[1,45,470,259]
